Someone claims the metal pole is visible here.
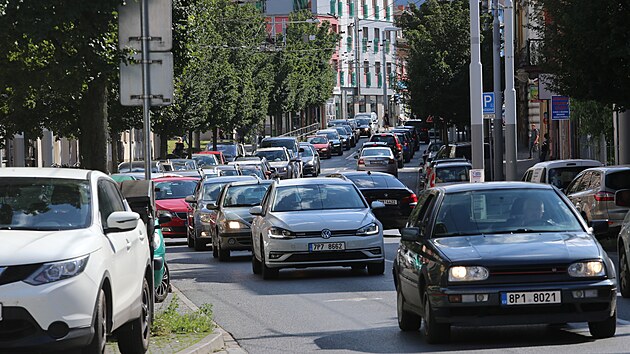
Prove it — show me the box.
[469,0,484,171]
[354,4,360,116]
[504,0,518,180]
[381,30,388,121]
[492,0,504,180]
[141,0,152,180]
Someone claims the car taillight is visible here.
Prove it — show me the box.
[396,143,402,151]
[402,193,418,206]
[358,159,364,165]
[388,158,395,164]
[429,172,436,188]
[594,191,614,201]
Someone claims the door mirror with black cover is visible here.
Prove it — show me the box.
[400,227,422,242]
[589,220,609,235]
[615,189,630,207]
[184,195,196,204]
[206,202,218,210]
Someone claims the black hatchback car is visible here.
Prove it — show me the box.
[394,182,617,343]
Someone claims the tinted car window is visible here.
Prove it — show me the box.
[223,184,271,207]
[347,175,406,189]
[370,135,395,145]
[435,165,470,183]
[155,180,198,200]
[300,146,314,157]
[256,150,288,161]
[605,170,630,190]
[272,184,366,212]
[547,166,590,190]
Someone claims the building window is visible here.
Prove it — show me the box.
[349,1,354,17]
[384,0,390,20]
[373,28,380,54]
[294,0,309,11]
[362,2,368,18]
[364,61,371,87]
[338,1,343,16]
[373,0,379,19]
[347,36,353,51]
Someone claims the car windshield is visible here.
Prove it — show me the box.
[271,184,366,212]
[241,166,264,178]
[215,144,236,155]
[300,146,314,157]
[261,140,294,152]
[308,136,327,144]
[433,189,583,237]
[356,118,371,126]
[0,178,91,230]
[320,131,338,140]
[223,184,270,207]
[192,155,218,168]
[435,166,470,183]
[202,182,229,201]
[256,150,287,162]
[547,166,590,190]
[155,180,198,200]
[347,175,406,189]
[118,162,160,173]
[371,135,395,145]
[428,143,443,152]
[171,161,194,171]
[218,168,240,176]
[361,148,391,157]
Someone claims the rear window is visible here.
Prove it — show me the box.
[370,135,395,145]
[261,139,295,152]
[435,165,470,183]
[547,166,592,190]
[605,170,630,190]
[347,175,406,189]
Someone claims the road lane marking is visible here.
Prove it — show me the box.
[325,297,383,302]
[618,318,630,325]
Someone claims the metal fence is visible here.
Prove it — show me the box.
[278,122,320,142]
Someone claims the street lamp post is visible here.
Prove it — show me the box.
[381,27,400,125]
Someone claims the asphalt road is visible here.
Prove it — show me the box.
[167,138,630,353]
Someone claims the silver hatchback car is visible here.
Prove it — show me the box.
[249,178,386,279]
[356,146,398,177]
[565,166,630,236]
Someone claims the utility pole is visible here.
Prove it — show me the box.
[492,0,504,180]
[381,29,388,121]
[140,0,152,180]
[353,0,360,116]
[469,0,485,173]
[504,0,518,180]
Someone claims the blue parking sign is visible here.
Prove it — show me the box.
[483,93,495,114]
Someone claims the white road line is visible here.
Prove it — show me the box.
[618,318,630,325]
[325,297,383,302]
[345,151,358,161]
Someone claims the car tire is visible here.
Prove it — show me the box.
[187,234,194,248]
[588,310,617,338]
[405,156,411,163]
[619,249,630,298]
[367,261,385,275]
[260,240,278,280]
[218,238,230,261]
[154,264,170,303]
[398,159,404,168]
[83,289,106,354]
[423,292,450,344]
[338,149,343,156]
[252,253,262,275]
[117,277,151,354]
[212,232,219,258]
[397,288,421,331]
[194,237,209,251]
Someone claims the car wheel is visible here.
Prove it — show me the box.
[218,237,230,261]
[405,156,411,163]
[117,277,151,354]
[588,310,617,338]
[187,233,194,248]
[154,264,170,303]
[194,235,209,251]
[423,292,450,344]
[619,249,630,298]
[212,231,219,258]
[252,252,262,275]
[338,149,343,156]
[367,261,385,275]
[398,159,404,168]
[397,288,421,331]
[260,239,278,280]
[82,289,106,354]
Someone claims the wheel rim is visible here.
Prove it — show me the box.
[621,252,629,292]
[156,267,169,299]
[141,283,150,341]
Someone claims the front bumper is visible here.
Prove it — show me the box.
[218,231,253,251]
[161,216,187,238]
[303,164,316,175]
[428,280,617,326]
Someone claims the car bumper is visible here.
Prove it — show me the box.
[357,165,398,176]
[161,218,187,238]
[303,165,316,175]
[219,231,253,251]
[428,280,617,326]
[0,272,99,350]
[263,235,384,269]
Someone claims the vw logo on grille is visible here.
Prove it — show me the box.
[321,229,332,239]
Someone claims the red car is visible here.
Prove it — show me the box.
[154,176,200,238]
[306,135,332,159]
[196,150,227,164]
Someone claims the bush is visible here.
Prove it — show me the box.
[151,295,214,336]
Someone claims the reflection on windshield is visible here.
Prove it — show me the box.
[223,184,270,207]
[0,178,91,230]
[271,185,366,212]
[433,189,583,237]
[256,150,287,162]
[155,180,198,200]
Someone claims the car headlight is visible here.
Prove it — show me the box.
[321,148,328,151]
[568,261,605,277]
[305,160,314,166]
[448,266,489,282]
[356,222,379,236]
[25,255,90,285]
[226,220,248,229]
[268,226,295,239]
[153,230,162,249]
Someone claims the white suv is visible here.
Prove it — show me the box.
[0,168,153,353]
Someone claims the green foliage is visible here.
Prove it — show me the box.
[397,0,492,128]
[151,295,214,336]
[532,0,629,108]
[571,99,613,141]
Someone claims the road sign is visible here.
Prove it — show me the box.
[551,95,570,120]
[120,52,174,106]
[119,0,173,51]
[483,92,495,118]
[470,169,485,183]
[426,116,433,123]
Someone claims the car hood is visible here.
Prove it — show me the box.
[156,198,188,212]
[270,209,374,232]
[300,156,315,163]
[223,208,254,226]
[432,232,602,265]
[0,228,101,266]
[312,143,329,149]
[269,161,290,168]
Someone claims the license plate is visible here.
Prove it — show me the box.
[501,291,561,305]
[309,242,345,252]
[378,199,398,205]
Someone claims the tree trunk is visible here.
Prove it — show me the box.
[110,134,120,173]
[79,77,108,173]
[159,134,168,158]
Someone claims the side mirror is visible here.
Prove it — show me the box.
[158,214,172,225]
[400,227,421,241]
[615,189,630,207]
[371,201,386,209]
[299,147,305,153]
[106,211,140,233]
[206,202,218,210]
[589,220,609,235]
[354,154,359,159]
[249,206,263,216]
[184,195,196,204]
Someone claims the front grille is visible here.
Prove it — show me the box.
[0,307,39,342]
[486,264,572,284]
[293,230,357,238]
[285,251,369,262]
[0,264,42,286]
[175,212,187,219]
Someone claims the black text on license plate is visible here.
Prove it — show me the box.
[309,242,345,252]
[378,199,398,205]
[501,291,561,305]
